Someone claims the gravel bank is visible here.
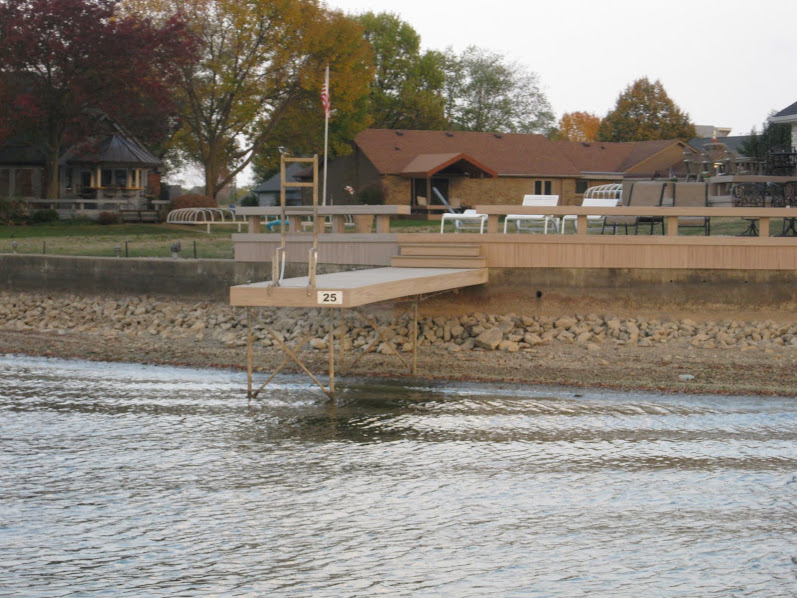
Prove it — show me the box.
[2,291,796,396]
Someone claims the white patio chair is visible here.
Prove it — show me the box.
[440,209,487,233]
[560,197,620,233]
[503,195,560,233]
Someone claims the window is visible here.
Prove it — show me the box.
[14,169,33,196]
[115,169,127,187]
[101,169,112,187]
[575,180,589,194]
[534,180,552,195]
[0,169,9,196]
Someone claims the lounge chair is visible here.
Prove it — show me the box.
[672,182,710,235]
[503,195,560,233]
[560,197,620,234]
[440,208,487,233]
[602,182,665,235]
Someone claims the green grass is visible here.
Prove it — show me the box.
[0,221,235,259]
[0,216,791,259]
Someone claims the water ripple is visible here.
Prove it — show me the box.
[1,355,796,597]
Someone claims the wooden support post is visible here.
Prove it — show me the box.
[412,297,419,375]
[487,214,500,233]
[340,308,346,374]
[328,309,335,400]
[375,214,391,233]
[759,217,770,237]
[577,214,588,235]
[247,308,253,399]
[666,215,679,236]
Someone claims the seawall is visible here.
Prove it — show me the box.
[1,254,796,315]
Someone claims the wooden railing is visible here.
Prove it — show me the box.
[237,205,411,234]
[474,205,797,237]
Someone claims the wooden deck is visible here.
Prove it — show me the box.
[229,266,488,308]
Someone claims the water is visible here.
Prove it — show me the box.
[1,355,796,597]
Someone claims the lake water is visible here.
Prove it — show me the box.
[1,354,796,597]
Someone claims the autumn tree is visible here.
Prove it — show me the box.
[553,111,601,142]
[443,46,554,134]
[596,77,696,142]
[0,0,193,198]
[128,0,373,199]
[356,12,446,130]
[250,9,374,182]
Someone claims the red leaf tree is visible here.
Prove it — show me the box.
[0,0,195,197]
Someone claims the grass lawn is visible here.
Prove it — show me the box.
[0,222,236,258]
[0,216,790,258]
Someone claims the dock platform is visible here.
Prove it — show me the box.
[230,266,488,308]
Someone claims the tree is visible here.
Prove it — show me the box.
[443,46,554,134]
[0,0,193,198]
[250,8,374,182]
[553,111,601,142]
[130,0,373,199]
[740,112,792,159]
[596,77,696,142]
[356,12,446,130]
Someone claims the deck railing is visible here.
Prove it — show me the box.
[237,205,412,234]
[474,205,797,237]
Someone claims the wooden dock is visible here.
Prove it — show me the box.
[230,265,488,308]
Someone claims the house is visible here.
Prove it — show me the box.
[251,163,304,206]
[770,100,797,150]
[0,113,161,216]
[322,129,696,211]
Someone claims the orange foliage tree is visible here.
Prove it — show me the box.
[555,111,601,142]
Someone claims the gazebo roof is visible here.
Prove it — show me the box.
[60,134,160,167]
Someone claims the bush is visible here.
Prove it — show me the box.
[239,193,259,207]
[355,183,386,205]
[0,196,29,224]
[169,194,218,211]
[31,209,60,223]
[97,211,120,225]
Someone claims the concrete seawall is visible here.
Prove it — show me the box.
[1,254,796,311]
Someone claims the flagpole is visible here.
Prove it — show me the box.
[322,65,329,207]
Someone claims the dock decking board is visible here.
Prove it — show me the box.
[230,266,488,308]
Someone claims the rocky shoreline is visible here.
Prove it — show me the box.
[2,290,797,396]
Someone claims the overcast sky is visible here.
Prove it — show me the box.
[328,0,796,136]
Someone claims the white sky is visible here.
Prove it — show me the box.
[327,0,797,136]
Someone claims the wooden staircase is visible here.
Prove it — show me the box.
[391,242,487,269]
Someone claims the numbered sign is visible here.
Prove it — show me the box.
[317,290,344,305]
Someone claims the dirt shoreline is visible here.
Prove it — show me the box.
[2,299,797,396]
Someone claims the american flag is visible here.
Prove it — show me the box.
[321,67,330,118]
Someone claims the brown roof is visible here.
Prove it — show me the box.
[355,129,579,177]
[401,153,498,178]
[355,129,688,177]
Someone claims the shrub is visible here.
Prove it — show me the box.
[239,193,259,207]
[31,208,60,223]
[97,211,120,225]
[355,183,386,205]
[169,194,218,211]
[0,196,29,224]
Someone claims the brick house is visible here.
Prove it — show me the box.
[322,129,696,211]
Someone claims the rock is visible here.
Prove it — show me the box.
[309,338,327,350]
[475,327,503,350]
[554,316,577,330]
[497,320,515,333]
[498,340,520,352]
